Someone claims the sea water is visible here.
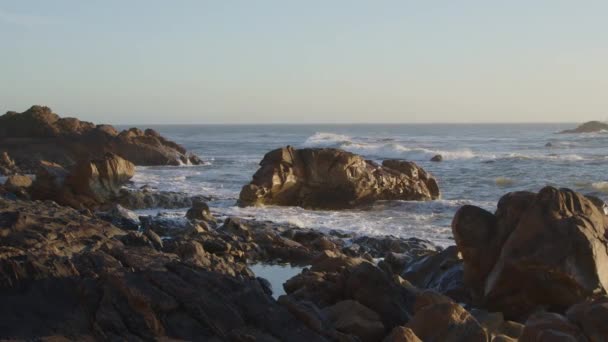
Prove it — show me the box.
[121,123,608,247]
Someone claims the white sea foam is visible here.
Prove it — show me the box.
[303,132,353,147]
[592,182,608,193]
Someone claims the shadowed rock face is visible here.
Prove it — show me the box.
[0,105,201,171]
[452,186,608,319]
[0,198,327,341]
[559,121,608,134]
[239,146,440,210]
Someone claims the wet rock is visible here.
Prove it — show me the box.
[186,199,217,227]
[117,188,210,210]
[239,146,440,209]
[97,204,140,230]
[453,187,608,319]
[0,105,202,172]
[140,214,189,237]
[430,154,443,162]
[402,246,469,304]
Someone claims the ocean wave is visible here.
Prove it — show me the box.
[498,153,586,162]
[302,132,480,160]
[303,132,353,147]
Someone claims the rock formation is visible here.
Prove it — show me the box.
[0,105,201,172]
[30,153,135,209]
[239,146,440,209]
[452,187,608,319]
[559,121,608,133]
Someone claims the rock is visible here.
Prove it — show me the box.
[140,215,189,237]
[0,105,202,172]
[384,327,422,342]
[0,152,20,175]
[559,121,608,134]
[0,198,326,341]
[97,204,140,230]
[545,142,553,147]
[239,146,440,209]
[402,246,469,304]
[117,188,210,210]
[430,154,443,162]
[3,174,32,195]
[453,187,608,319]
[30,153,135,209]
[519,312,587,342]
[406,301,487,342]
[323,300,385,342]
[186,199,216,225]
[566,296,608,341]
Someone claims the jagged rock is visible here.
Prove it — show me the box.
[559,121,608,134]
[0,105,201,172]
[97,204,140,230]
[239,146,439,209]
[30,153,135,209]
[402,246,469,304]
[453,187,608,319]
[0,152,20,175]
[0,198,327,341]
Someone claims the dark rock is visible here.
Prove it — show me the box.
[566,296,608,341]
[0,198,327,341]
[97,204,140,230]
[519,312,587,342]
[559,121,608,134]
[0,105,202,172]
[117,188,210,210]
[239,146,440,209]
[402,246,469,304]
[323,300,385,342]
[430,154,443,162]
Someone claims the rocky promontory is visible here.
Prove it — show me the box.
[0,105,201,173]
[239,146,440,209]
[559,120,608,134]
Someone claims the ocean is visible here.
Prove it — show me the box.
[121,123,608,247]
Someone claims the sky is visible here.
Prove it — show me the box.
[1,1,607,124]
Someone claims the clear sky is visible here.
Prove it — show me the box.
[1,1,606,124]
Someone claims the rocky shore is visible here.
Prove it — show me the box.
[1,111,608,341]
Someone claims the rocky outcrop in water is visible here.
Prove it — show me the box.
[559,121,608,134]
[239,146,440,209]
[30,153,135,209]
[0,105,201,172]
[452,186,608,320]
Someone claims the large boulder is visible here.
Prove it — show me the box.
[0,105,201,172]
[452,187,608,319]
[30,153,135,209]
[239,146,439,209]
